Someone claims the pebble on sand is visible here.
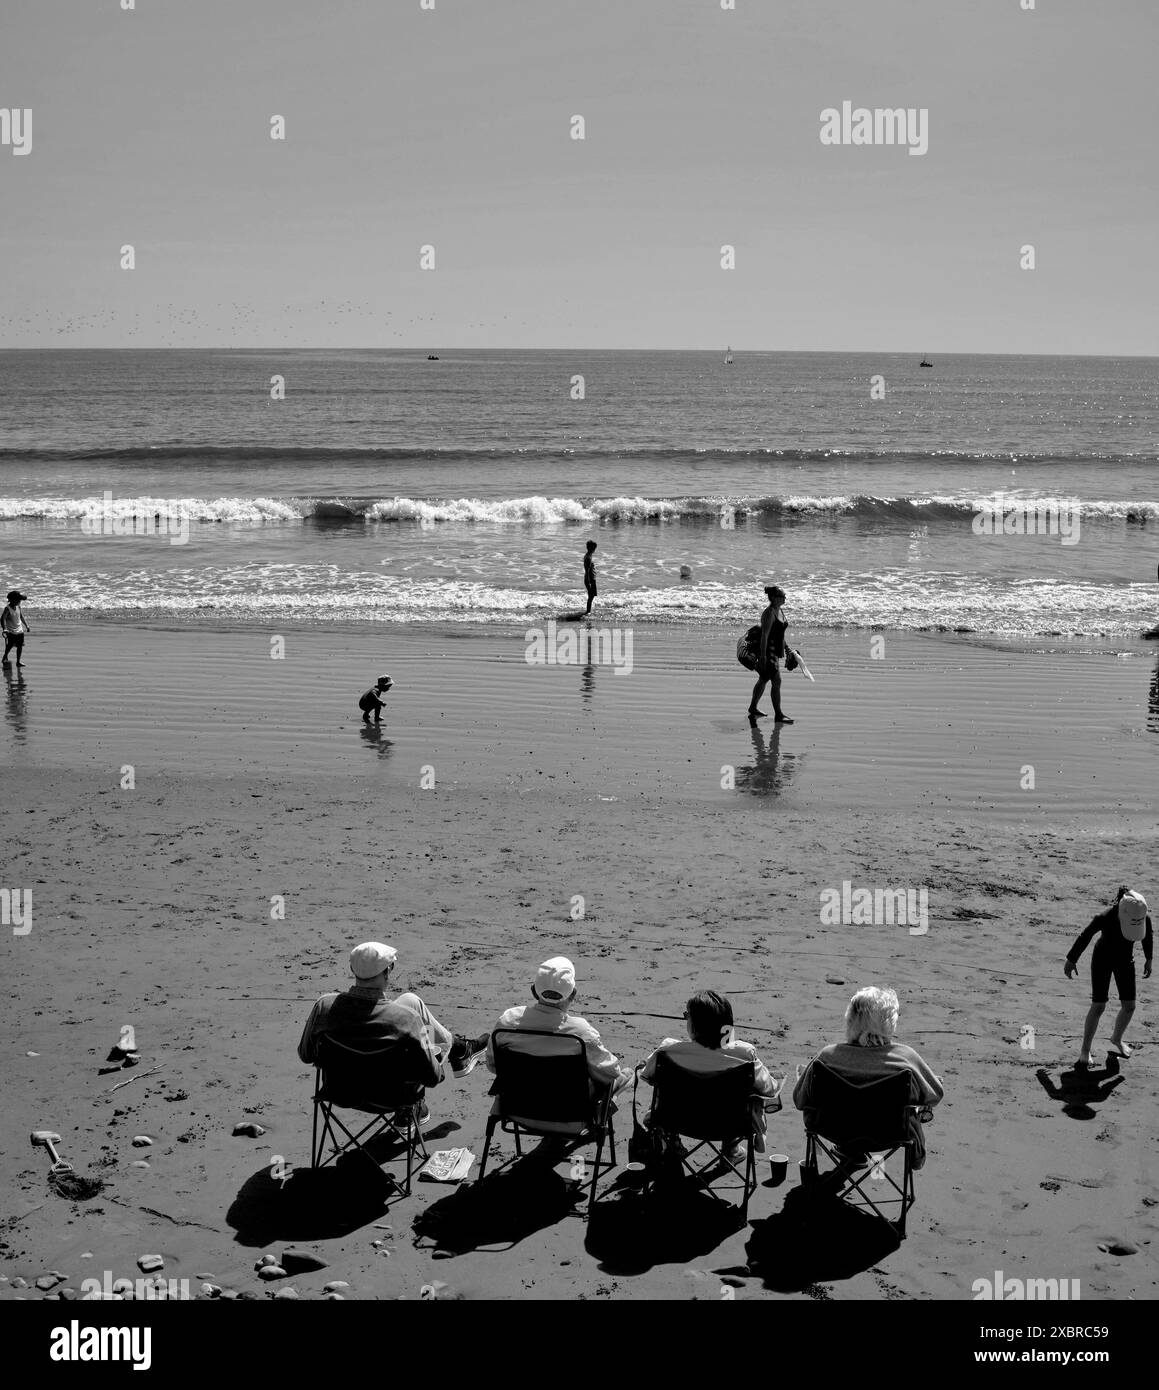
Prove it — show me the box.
[201,1284,222,1297]
[130,1160,150,1170]
[232,1122,266,1137]
[1098,1240,1138,1256]
[255,1254,278,1269]
[322,1281,350,1293]
[36,1274,64,1290]
[324,1292,345,1300]
[194,1272,215,1281]
[258,1265,287,1281]
[137,1255,164,1273]
[131,1135,153,1147]
[273,1287,299,1299]
[825,976,846,985]
[11,1278,28,1289]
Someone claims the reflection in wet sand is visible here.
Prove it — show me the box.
[735,718,801,796]
[3,665,28,745]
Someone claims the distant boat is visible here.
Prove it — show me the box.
[919,355,932,368]
[427,353,440,360]
[724,345,733,365]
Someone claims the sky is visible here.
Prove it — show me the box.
[1,0,1157,353]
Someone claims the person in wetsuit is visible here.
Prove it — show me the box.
[748,584,793,723]
[1064,887,1152,1067]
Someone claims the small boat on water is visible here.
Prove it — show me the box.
[427,353,439,360]
[724,345,733,365]
[919,355,932,368]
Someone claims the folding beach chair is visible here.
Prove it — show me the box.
[310,1034,430,1196]
[477,1028,618,1210]
[800,1061,927,1239]
[644,1050,777,1224]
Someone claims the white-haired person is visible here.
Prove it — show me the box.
[486,956,633,1096]
[1064,886,1152,1067]
[793,985,943,1170]
[298,942,490,1125]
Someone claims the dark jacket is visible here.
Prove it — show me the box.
[298,985,443,1088]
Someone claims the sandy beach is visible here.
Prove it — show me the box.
[3,622,1157,1303]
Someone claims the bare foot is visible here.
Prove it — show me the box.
[1109,1040,1132,1058]
[747,708,767,718]
[774,715,794,724]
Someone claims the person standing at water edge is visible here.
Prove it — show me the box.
[748,585,793,723]
[1,591,31,667]
[583,541,598,614]
[1064,887,1152,1067]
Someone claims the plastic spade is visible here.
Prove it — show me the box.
[31,1130,74,1174]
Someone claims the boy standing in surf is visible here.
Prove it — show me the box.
[583,541,598,614]
[2,590,31,667]
[748,584,793,724]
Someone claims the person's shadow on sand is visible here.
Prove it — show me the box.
[743,1185,901,1291]
[226,1159,398,1247]
[1035,1058,1125,1119]
[226,1121,461,1245]
[411,1158,582,1253]
[583,1181,748,1274]
[734,719,800,796]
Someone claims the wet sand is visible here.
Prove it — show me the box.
[2,622,1157,1300]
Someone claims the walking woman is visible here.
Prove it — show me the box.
[1064,886,1152,1066]
[748,584,792,723]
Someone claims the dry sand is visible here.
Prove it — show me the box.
[2,623,1157,1301]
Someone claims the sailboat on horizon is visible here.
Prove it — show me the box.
[919,354,932,368]
[724,345,733,365]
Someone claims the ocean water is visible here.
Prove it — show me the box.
[0,349,1156,639]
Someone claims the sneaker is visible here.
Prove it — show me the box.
[392,1102,430,1129]
[449,1033,489,1078]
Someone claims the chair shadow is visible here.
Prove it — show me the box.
[1034,1056,1124,1119]
[584,1177,750,1274]
[411,1156,582,1253]
[225,1161,398,1248]
[743,1185,900,1291]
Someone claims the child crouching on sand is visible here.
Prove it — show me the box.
[358,674,393,724]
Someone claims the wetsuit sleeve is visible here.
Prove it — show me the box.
[1145,916,1153,965]
[1065,915,1102,965]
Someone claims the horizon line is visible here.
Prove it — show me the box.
[1,346,1157,360]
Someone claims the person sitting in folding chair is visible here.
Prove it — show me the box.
[639,990,783,1161]
[793,985,943,1173]
[299,941,490,1127]
[485,956,632,1132]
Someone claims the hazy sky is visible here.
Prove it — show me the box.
[1,0,1156,352]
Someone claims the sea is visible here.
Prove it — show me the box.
[1,349,1156,642]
